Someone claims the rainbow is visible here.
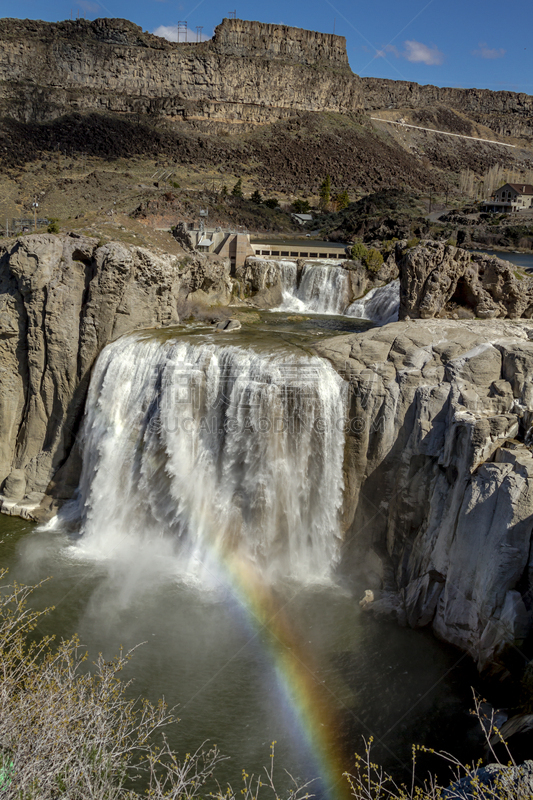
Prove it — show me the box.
[217,547,352,800]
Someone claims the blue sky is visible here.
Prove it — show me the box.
[3,0,532,92]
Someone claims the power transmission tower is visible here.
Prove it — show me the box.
[229,10,236,19]
[196,25,203,42]
[177,21,187,42]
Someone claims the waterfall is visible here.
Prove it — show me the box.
[347,280,400,326]
[276,262,350,315]
[70,334,347,582]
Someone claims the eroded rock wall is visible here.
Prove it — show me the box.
[315,320,533,668]
[0,233,230,517]
[397,241,533,320]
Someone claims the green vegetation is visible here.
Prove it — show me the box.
[405,237,420,250]
[47,218,60,234]
[362,248,383,273]
[231,178,243,198]
[351,242,368,261]
[292,198,311,214]
[250,189,263,204]
[334,189,350,210]
[264,198,279,209]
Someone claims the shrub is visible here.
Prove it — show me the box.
[405,237,420,250]
[0,572,313,800]
[362,248,384,273]
[47,219,60,234]
[264,198,279,209]
[351,242,368,261]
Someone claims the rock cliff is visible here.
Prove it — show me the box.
[315,319,533,668]
[0,17,360,126]
[397,241,533,321]
[0,233,230,518]
[0,15,531,140]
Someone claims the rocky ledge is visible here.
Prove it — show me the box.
[316,319,533,669]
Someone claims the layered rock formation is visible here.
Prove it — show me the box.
[0,15,531,140]
[397,241,533,320]
[0,17,359,125]
[0,233,230,517]
[316,319,533,668]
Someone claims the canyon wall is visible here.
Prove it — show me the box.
[0,16,531,137]
[0,17,360,125]
[316,320,533,669]
[361,78,533,140]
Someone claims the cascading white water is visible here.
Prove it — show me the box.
[347,279,400,326]
[70,334,347,582]
[276,261,351,315]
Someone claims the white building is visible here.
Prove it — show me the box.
[483,183,533,212]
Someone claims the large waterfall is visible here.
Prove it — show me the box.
[70,333,348,582]
[347,280,400,326]
[276,261,351,315]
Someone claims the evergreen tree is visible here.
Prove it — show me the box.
[231,178,243,198]
[335,190,350,210]
[251,189,263,204]
[292,199,310,214]
[221,185,228,197]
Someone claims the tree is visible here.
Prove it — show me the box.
[292,199,310,214]
[47,219,60,234]
[264,198,279,209]
[250,189,263,204]
[319,175,331,210]
[231,178,243,198]
[334,190,350,211]
[221,185,228,197]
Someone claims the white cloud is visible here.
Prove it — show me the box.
[153,24,211,42]
[473,42,506,59]
[375,40,443,66]
[403,40,444,65]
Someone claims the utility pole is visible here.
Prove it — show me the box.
[177,21,187,42]
[229,10,236,19]
[32,199,38,232]
[196,25,203,42]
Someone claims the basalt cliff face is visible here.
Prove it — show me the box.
[0,233,230,518]
[316,320,533,669]
[0,17,360,126]
[0,16,532,140]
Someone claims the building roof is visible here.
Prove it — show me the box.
[502,183,533,195]
[198,239,213,246]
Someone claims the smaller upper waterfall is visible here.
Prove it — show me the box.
[347,280,400,326]
[276,261,351,315]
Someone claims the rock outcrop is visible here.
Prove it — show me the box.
[398,241,533,321]
[0,233,230,518]
[315,319,533,668]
